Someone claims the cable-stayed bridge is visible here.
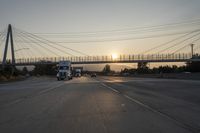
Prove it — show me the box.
[0,23,200,67]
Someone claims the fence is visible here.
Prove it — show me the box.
[2,53,192,65]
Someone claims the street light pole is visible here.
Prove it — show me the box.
[190,44,195,57]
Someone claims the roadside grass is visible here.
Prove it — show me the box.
[0,75,26,83]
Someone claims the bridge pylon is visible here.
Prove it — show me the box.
[2,24,15,72]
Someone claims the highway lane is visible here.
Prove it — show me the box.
[96,76,200,132]
[0,76,199,133]
[0,77,65,108]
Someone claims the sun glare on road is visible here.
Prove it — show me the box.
[112,53,118,60]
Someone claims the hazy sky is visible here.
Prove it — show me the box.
[1,0,200,57]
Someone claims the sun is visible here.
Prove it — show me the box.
[112,53,118,60]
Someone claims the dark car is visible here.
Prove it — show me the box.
[91,73,97,77]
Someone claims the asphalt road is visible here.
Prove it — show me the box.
[0,76,200,133]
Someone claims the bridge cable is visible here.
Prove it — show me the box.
[18,33,61,57]
[14,28,75,56]
[171,36,200,54]
[14,41,25,59]
[53,29,200,44]
[34,19,200,35]
[0,31,7,59]
[0,30,7,47]
[157,31,200,54]
[13,29,52,57]
[13,29,30,59]
[15,31,63,57]
[194,45,200,52]
[14,27,87,56]
[13,30,35,58]
[35,22,200,39]
[14,30,55,57]
[140,29,200,54]
[9,32,25,59]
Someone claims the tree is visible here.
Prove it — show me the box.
[2,65,13,77]
[187,61,200,72]
[33,64,57,75]
[102,64,111,74]
[185,54,200,72]
[137,62,150,74]
[22,67,28,75]
[137,62,148,69]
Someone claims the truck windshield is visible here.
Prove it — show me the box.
[59,66,69,70]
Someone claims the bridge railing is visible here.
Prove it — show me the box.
[10,53,193,65]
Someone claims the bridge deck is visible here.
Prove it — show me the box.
[1,53,200,66]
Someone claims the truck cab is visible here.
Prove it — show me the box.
[57,61,72,81]
[75,69,82,77]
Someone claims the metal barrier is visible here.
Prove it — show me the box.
[2,53,193,65]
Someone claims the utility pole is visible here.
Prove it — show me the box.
[2,24,15,73]
[190,44,195,58]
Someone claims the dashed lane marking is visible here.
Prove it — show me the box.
[101,83,119,93]
[0,83,64,109]
[100,82,199,133]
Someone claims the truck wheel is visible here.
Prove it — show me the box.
[66,77,69,80]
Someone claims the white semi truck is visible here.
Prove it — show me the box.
[74,69,82,77]
[56,61,72,81]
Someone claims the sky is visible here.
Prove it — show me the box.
[1,0,200,31]
[1,0,200,60]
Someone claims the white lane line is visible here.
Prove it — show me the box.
[101,83,119,93]
[0,83,64,108]
[38,83,64,95]
[123,95,151,109]
[65,81,100,84]
[3,99,24,107]
[101,82,152,110]
[101,82,158,111]
[100,82,198,133]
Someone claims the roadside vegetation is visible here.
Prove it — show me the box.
[101,55,200,76]
[0,65,29,82]
[32,64,57,76]
[121,61,200,75]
